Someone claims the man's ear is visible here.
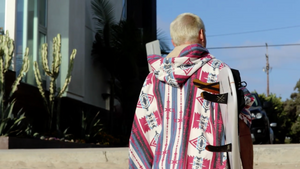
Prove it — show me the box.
[199,29,205,42]
[198,29,206,47]
[171,39,177,47]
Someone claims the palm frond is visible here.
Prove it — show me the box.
[91,0,115,33]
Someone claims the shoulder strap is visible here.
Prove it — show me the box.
[231,68,246,113]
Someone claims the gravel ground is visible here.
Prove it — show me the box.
[254,163,300,169]
[0,161,128,169]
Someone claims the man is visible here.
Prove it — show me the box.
[129,13,253,169]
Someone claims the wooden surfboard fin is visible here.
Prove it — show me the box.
[201,92,228,104]
[205,144,232,152]
[193,79,220,94]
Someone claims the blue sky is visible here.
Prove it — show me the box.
[157,1,300,101]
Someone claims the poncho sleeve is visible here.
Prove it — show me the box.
[239,87,255,128]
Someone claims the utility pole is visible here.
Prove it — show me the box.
[264,43,270,97]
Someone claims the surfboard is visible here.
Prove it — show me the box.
[194,67,241,169]
[218,67,241,169]
[145,40,161,72]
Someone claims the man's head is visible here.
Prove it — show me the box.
[170,13,206,47]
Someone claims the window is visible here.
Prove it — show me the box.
[0,0,5,34]
[15,0,47,86]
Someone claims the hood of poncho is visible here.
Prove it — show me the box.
[147,43,214,87]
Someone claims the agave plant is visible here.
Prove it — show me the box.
[0,31,30,136]
[80,111,103,143]
[0,100,26,136]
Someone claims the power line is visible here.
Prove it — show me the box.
[207,25,300,37]
[273,68,300,71]
[207,43,300,50]
[163,43,300,53]
[159,24,300,40]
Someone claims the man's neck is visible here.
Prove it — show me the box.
[166,44,190,58]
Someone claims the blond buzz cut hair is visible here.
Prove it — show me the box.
[170,13,205,46]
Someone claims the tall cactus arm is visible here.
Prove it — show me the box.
[0,55,4,94]
[48,76,56,131]
[34,61,50,114]
[58,49,76,98]
[3,31,14,73]
[54,52,62,77]
[0,55,4,114]
[49,34,63,102]
[52,34,61,78]
[41,43,52,76]
[54,35,62,75]
[51,36,57,75]
[0,31,13,73]
[0,35,5,115]
[8,48,30,99]
[49,76,56,104]
[5,38,14,72]
[46,36,58,110]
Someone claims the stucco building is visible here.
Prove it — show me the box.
[1,0,156,135]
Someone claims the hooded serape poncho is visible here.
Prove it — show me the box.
[129,44,252,169]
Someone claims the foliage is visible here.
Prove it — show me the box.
[0,100,26,136]
[91,0,143,135]
[0,31,30,136]
[258,93,286,143]
[79,111,103,143]
[34,34,76,134]
[96,131,120,145]
[91,0,170,136]
[91,0,115,34]
[282,79,300,143]
[257,79,300,143]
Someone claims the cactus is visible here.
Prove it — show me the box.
[34,34,76,133]
[0,31,30,136]
[0,30,14,103]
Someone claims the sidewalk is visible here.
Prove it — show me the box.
[0,144,299,169]
[253,144,300,169]
[0,148,128,169]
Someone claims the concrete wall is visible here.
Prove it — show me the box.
[111,0,124,22]
[48,0,87,102]
[82,0,124,108]
[47,0,70,94]
[60,0,124,108]
[4,0,16,39]
[47,0,126,108]
[0,145,300,169]
[67,0,86,101]
[82,0,109,108]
